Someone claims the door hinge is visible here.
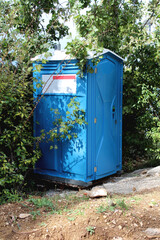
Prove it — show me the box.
[95,68,97,74]
[94,167,97,172]
[94,118,97,124]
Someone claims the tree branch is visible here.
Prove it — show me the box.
[142,0,160,29]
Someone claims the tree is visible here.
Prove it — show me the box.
[66,0,160,169]
[0,0,69,201]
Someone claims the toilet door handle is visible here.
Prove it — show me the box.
[112,106,115,119]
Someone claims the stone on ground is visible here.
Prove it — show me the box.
[88,186,107,198]
[19,213,31,219]
[144,228,160,238]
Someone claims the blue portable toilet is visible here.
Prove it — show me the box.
[33,49,123,186]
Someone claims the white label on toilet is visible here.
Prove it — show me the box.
[42,75,76,94]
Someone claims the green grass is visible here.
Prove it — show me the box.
[86,226,95,235]
[116,199,129,210]
[96,205,109,213]
[30,210,41,220]
[65,207,85,222]
[27,197,56,212]
[67,216,76,221]
[96,197,130,213]
[18,191,90,221]
[129,196,142,204]
[150,200,158,206]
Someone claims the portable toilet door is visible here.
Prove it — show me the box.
[33,49,123,185]
[87,51,123,181]
[33,52,88,184]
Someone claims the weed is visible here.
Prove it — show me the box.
[96,198,129,213]
[19,191,89,221]
[74,209,84,216]
[67,216,76,221]
[27,197,56,212]
[0,190,23,204]
[86,226,95,235]
[63,208,71,213]
[96,205,108,213]
[39,222,47,227]
[116,199,129,210]
[65,194,89,203]
[30,210,41,220]
[149,200,158,206]
[53,195,61,202]
[16,223,21,229]
[77,195,89,201]
[21,203,33,210]
[55,209,63,215]
[129,196,142,203]
[108,205,116,211]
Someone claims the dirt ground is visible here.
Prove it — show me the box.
[0,187,160,240]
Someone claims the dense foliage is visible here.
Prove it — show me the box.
[67,0,160,170]
[0,0,69,200]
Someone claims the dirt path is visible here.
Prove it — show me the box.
[0,187,160,240]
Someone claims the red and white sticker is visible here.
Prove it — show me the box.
[42,74,76,94]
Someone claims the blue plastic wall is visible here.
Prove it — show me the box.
[33,52,123,183]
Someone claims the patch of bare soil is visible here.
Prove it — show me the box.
[0,187,160,240]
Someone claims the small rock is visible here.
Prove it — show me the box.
[114,209,119,214]
[88,186,107,198]
[118,225,122,230]
[140,222,143,227]
[111,224,116,228]
[59,193,65,198]
[45,189,60,197]
[113,237,123,240]
[133,223,138,227]
[118,210,122,215]
[19,213,31,219]
[144,228,160,238]
[126,213,131,217]
[111,220,116,225]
